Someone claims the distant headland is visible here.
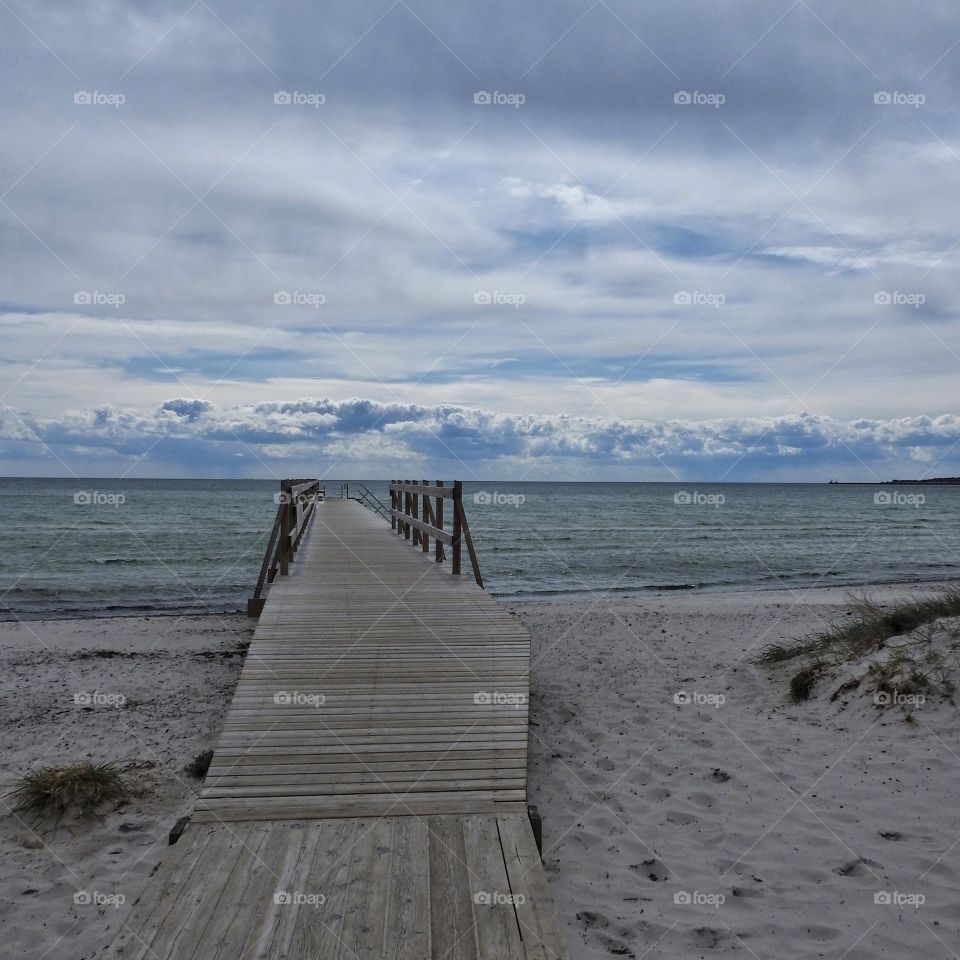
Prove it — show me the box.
[827,477,960,484]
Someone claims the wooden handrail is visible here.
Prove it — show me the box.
[391,482,456,498]
[388,510,453,545]
[248,479,322,616]
[249,504,284,610]
[389,480,483,588]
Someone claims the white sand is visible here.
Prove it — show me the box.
[0,614,252,960]
[516,583,960,959]
[3,584,960,959]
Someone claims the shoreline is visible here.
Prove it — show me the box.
[497,575,960,604]
[4,575,959,622]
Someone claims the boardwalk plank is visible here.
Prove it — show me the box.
[428,816,479,960]
[498,816,569,960]
[384,816,431,959]
[464,815,527,960]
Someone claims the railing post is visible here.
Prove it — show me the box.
[404,481,411,540]
[279,480,292,576]
[290,490,301,557]
[250,478,322,616]
[421,478,430,553]
[435,480,444,563]
[411,481,420,547]
[452,480,462,576]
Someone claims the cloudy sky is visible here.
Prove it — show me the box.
[2,0,959,480]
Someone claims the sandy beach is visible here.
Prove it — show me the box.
[3,583,959,959]
[0,614,253,960]
[519,583,960,959]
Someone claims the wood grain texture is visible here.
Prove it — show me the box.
[203,498,531,819]
[102,498,568,959]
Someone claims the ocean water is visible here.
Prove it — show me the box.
[1,478,959,619]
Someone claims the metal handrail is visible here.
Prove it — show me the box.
[342,482,391,522]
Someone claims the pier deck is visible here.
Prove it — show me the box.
[105,497,567,959]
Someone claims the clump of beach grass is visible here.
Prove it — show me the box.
[8,761,128,819]
[754,588,960,708]
[754,589,960,666]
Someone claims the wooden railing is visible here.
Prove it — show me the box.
[389,480,483,588]
[248,479,322,616]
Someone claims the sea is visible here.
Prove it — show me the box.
[1,478,958,619]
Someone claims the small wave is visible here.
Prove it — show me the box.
[491,582,703,599]
[1,601,243,622]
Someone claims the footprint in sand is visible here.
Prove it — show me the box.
[630,857,670,882]
[577,913,640,958]
[576,910,609,930]
[833,857,882,877]
[596,932,636,957]
[691,927,729,949]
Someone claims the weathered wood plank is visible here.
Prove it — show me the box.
[193,796,529,822]
[428,816,479,960]
[337,817,393,959]
[464,815,527,960]
[498,816,570,960]
[385,816,431,959]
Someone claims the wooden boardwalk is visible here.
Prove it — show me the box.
[105,497,568,959]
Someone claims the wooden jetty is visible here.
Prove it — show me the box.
[105,480,568,959]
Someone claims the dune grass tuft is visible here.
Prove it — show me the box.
[8,761,127,818]
[755,587,960,706]
[754,589,960,666]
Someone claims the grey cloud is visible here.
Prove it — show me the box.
[4,398,959,478]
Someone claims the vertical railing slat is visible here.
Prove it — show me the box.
[451,480,462,576]
[435,480,445,563]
